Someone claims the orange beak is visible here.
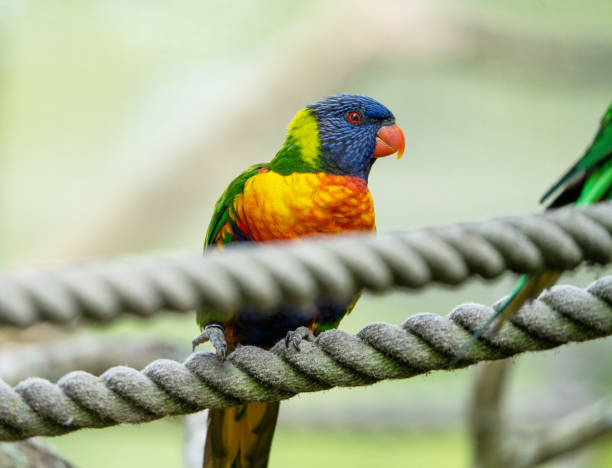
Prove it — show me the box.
[373,123,405,160]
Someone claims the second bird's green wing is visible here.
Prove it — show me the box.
[455,99,612,363]
[541,100,612,205]
[494,100,612,329]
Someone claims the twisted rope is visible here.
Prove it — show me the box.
[1,277,610,441]
[1,203,612,328]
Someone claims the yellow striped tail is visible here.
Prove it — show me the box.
[204,402,280,468]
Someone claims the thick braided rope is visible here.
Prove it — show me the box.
[1,277,610,441]
[1,203,611,328]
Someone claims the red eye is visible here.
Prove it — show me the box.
[347,111,361,124]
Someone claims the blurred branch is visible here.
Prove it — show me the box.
[470,362,611,468]
[470,360,512,468]
[0,439,74,467]
[0,336,188,385]
[515,399,612,468]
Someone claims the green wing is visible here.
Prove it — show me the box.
[204,164,266,249]
[455,99,612,365]
[501,100,612,321]
[197,164,266,328]
[493,100,612,326]
[541,100,612,205]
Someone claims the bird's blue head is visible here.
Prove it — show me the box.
[271,94,405,180]
[308,94,405,180]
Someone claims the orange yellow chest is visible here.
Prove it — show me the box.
[232,171,375,242]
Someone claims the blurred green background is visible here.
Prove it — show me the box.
[1,0,611,466]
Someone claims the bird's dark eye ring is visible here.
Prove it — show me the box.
[347,111,361,124]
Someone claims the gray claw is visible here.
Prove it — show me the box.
[192,324,228,360]
[285,326,315,351]
[285,331,301,351]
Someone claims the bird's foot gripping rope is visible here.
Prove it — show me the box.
[192,323,227,360]
[285,326,315,351]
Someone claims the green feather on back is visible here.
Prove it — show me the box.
[204,109,325,249]
[204,164,266,249]
[198,164,265,327]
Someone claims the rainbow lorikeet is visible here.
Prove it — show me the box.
[192,94,405,468]
[473,99,612,341]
